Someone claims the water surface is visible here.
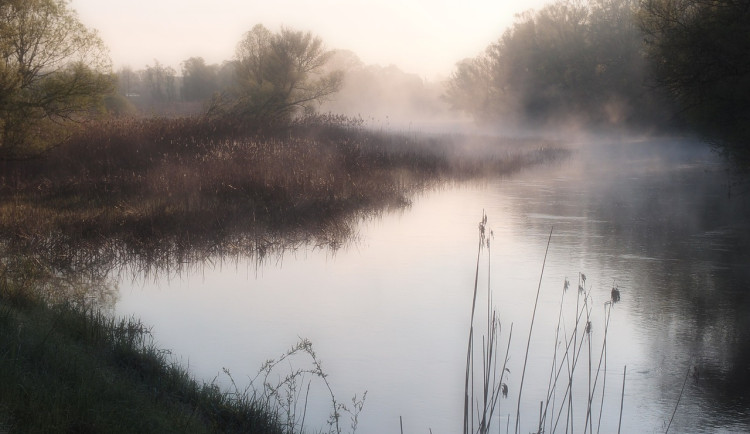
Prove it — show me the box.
[115,137,750,433]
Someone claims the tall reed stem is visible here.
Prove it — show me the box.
[665,365,690,434]
[514,226,553,434]
[594,302,613,434]
[618,365,627,434]
[464,213,487,434]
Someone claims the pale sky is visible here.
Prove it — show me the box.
[70,0,550,80]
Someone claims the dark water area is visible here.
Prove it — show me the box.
[509,138,750,432]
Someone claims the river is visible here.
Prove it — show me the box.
[114,136,750,433]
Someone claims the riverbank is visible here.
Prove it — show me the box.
[1,115,565,237]
[0,114,568,276]
[0,279,289,433]
[0,115,570,432]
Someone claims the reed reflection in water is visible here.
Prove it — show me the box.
[3,134,750,432]
[113,138,750,433]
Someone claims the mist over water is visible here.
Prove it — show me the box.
[2,130,746,432]
[2,0,748,430]
[104,136,750,433]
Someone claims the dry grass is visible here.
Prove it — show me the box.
[0,114,567,274]
[463,215,623,434]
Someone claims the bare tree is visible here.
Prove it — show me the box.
[211,24,343,123]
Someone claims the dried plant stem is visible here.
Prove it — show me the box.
[461,217,620,434]
[594,302,614,434]
[514,226,553,434]
[464,213,486,434]
[618,365,627,434]
[300,381,311,433]
[550,296,591,434]
[542,283,568,433]
[665,365,691,434]
[463,213,512,434]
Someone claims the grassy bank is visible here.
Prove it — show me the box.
[0,279,288,433]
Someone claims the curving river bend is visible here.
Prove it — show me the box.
[114,137,750,433]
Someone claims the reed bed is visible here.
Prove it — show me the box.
[0,114,567,282]
[463,214,623,434]
[0,115,570,432]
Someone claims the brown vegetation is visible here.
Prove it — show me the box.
[0,114,567,274]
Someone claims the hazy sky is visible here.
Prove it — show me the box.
[70,0,549,80]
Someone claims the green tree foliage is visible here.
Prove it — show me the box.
[447,0,664,128]
[101,93,136,117]
[0,0,113,158]
[639,0,750,158]
[211,24,343,123]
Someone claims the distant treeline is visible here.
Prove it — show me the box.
[112,50,449,125]
[0,1,447,160]
[2,0,748,164]
[0,6,350,159]
[110,24,344,122]
[445,0,750,160]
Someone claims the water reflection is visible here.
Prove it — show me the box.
[2,137,749,432]
[0,203,364,313]
[0,237,119,310]
[500,138,750,432]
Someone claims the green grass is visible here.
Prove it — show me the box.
[0,281,287,433]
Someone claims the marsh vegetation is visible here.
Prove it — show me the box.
[462,215,624,434]
[1,0,749,432]
[0,111,569,432]
[0,114,566,271]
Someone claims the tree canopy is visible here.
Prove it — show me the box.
[181,57,219,102]
[446,0,750,165]
[639,0,750,160]
[446,0,661,129]
[0,0,113,158]
[210,24,343,123]
[144,60,177,103]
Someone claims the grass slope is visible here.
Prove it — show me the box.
[0,285,285,433]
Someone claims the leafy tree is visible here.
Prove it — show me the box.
[211,24,343,123]
[181,56,219,102]
[216,61,237,92]
[587,0,653,123]
[445,55,497,121]
[446,0,663,128]
[639,0,750,158]
[0,0,113,157]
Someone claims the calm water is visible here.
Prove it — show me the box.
[114,137,750,433]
